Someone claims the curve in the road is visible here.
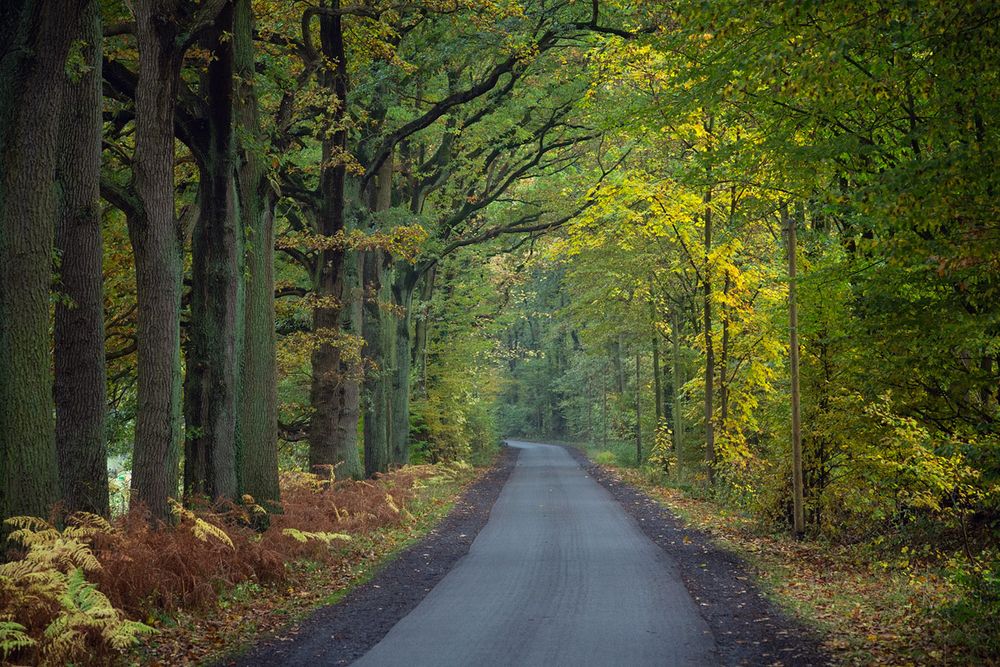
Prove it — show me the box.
[351,440,718,667]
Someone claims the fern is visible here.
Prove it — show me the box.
[0,515,156,665]
[281,528,352,544]
[168,499,236,549]
[384,493,400,514]
[0,619,35,660]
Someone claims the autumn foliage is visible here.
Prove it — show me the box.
[1,463,466,665]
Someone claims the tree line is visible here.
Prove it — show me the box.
[499,0,999,544]
[0,0,652,525]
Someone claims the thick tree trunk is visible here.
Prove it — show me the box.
[362,155,395,475]
[234,0,280,502]
[0,0,81,523]
[328,250,364,480]
[307,7,351,476]
[390,266,418,465]
[362,250,394,476]
[185,2,241,502]
[54,0,109,517]
[129,2,189,519]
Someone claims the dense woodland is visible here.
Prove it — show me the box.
[1,0,999,663]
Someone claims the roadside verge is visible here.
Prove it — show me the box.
[220,446,519,666]
[563,446,832,667]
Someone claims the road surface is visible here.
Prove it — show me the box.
[351,441,718,666]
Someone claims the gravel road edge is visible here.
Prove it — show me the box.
[220,446,519,667]
[562,445,833,667]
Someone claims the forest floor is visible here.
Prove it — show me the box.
[574,446,993,666]
[127,451,514,666]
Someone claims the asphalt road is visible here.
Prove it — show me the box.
[351,441,718,667]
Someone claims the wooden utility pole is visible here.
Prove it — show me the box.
[783,201,805,537]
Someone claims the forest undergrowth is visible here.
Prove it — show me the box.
[0,460,477,666]
[583,446,998,666]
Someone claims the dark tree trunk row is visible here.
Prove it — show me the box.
[0,0,85,523]
[184,2,241,502]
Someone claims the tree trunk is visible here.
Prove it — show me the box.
[328,250,364,480]
[307,6,351,475]
[613,335,626,394]
[719,271,730,433]
[234,0,280,503]
[390,266,418,465]
[412,265,436,398]
[362,153,395,475]
[0,0,81,523]
[129,2,191,519]
[362,250,394,476]
[703,184,715,482]
[54,0,109,517]
[601,371,608,448]
[184,2,241,502]
[651,300,663,429]
[783,201,805,536]
[670,308,685,456]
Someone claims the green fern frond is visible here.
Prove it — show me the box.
[0,620,36,660]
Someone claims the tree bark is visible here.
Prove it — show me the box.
[390,266,419,465]
[362,250,394,476]
[670,308,685,455]
[783,201,805,536]
[0,0,82,523]
[307,5,352,476]
[328,250,364,480]
[362,155,395,476]
[129,0,220,519]
[234,0,280,502]
[412,265,436,398]
[54,0,109,517]
[184,1,241,503]
[703,183,715,482]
